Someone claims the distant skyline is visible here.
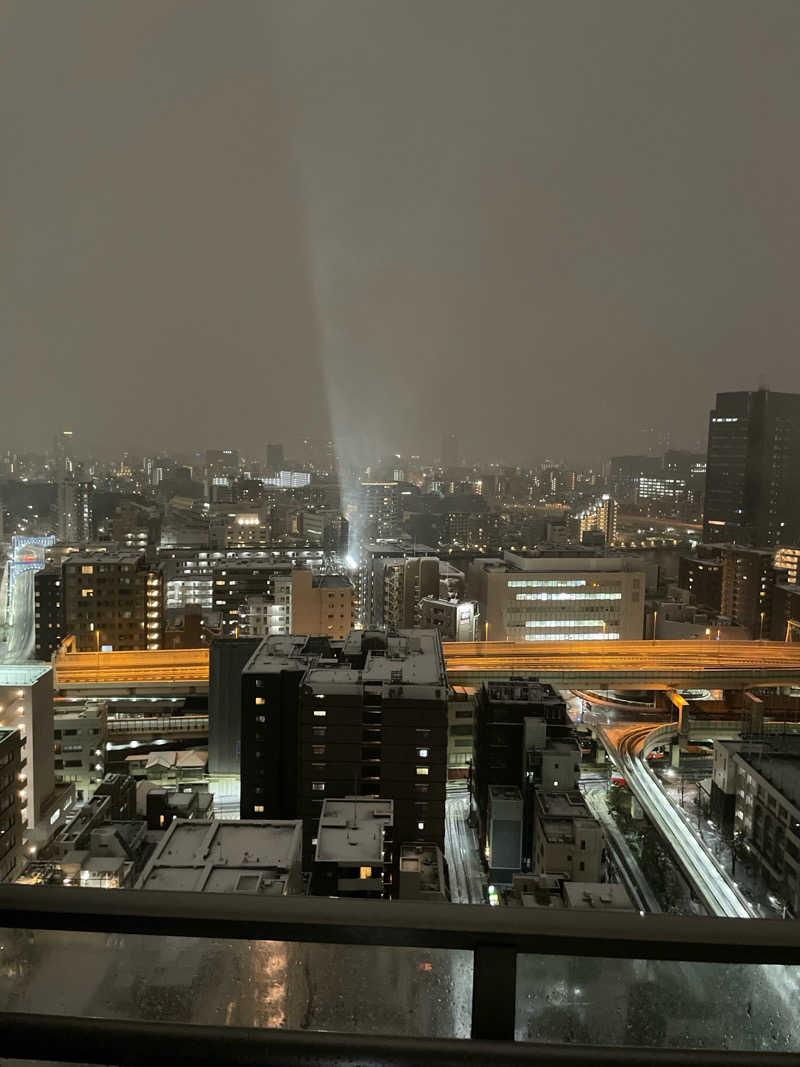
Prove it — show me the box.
[3,2,800,464]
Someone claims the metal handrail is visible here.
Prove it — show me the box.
[2,1012,799,1067]
[1,884,800,963]
[3,885,800,1056]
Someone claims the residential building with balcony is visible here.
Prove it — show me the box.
[240,629,448,864]
[53,703,107,802]
[309,797,394,898]
[61,551,163,651]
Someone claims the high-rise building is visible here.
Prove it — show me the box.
[240,630,448,864]
[62,551,163,651]
[266,443,285,472]
[577,495,618,546]
[0,728,23,881]
[57,479,93,543]
[441,433,459,468]
[243,571,354,641]
[371,556,439,629]
[53,703,107,802]
[0,663,73,846]
[359,482,403,541]
[703,389,800,545]
[468,550,646,642]
[207,637,261,776]
[34,567,65,660]
[720,546,787,639]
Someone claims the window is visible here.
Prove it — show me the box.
[312,782,325,792]
[81,565,94,575]
[416,766,429,776]
[418,748,429,758]
[254,805,265,813]
[359,866,373,879]
[255,714,266,723]
[312,746,326,756]
[313,710,326,718]
[255,697,265,705]
[418,821,425,831]
[579,861,585,871]
[81,589,94,598]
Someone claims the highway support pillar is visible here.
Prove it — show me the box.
[664,689,689,748]
[743,690,764,737]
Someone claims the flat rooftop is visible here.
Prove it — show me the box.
[0,664,52,686]
[315,798,393,864]
[245,630,447,693]
[138,819,303,894]
[537,791,592,819]
[737,740,800,813]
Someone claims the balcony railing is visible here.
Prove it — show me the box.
[1,884,800,1064]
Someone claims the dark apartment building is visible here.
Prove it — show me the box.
[211,559,294,636]
[720,546,787,639]
[208,636,261,775]
[703,389,800,546]
[677,551,724,613]
[34,566,65,660]
[62,551,163,651]
[473,679,569,873]
[240,629,448,863]
[0,728,23,882]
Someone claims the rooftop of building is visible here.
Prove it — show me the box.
[63,550,146,565]
[488,785,523,802]
[244,629,448,693]
[54,704,107,722]
[0,663,52,686]
[536,791,593,822]
[734,739,800,813]
[398,842,446,898]
[484,678,564,705]
[508,875,632,911]
[315,797,393,865]
[474,551,645,575]
[312,574,353,589]
[137,819,303,894]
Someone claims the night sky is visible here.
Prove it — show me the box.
[3,1,800,464]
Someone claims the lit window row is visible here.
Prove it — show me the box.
[524,632,621,641]
[507,579,586,588]
[516,592,622,601]
[525,619,606,628]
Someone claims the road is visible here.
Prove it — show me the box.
[0,567,36,664]
[444,782,485,904]
[600,722,753,918]
[444,639,800,690]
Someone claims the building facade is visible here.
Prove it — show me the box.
[62,552,163,651]
[703,389,800,545]
[240,630,448,864]
[468,551,646,643]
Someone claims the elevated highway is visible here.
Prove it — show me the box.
[444,640,800,690]
[598,721,753,918]
[51,638,800,697]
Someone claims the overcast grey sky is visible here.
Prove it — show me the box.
[2,1,800,465]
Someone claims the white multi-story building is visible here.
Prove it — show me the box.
[467,551,645,642]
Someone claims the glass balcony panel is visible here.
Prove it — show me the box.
[0,928,472,1039]
[516,952,800,1052]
